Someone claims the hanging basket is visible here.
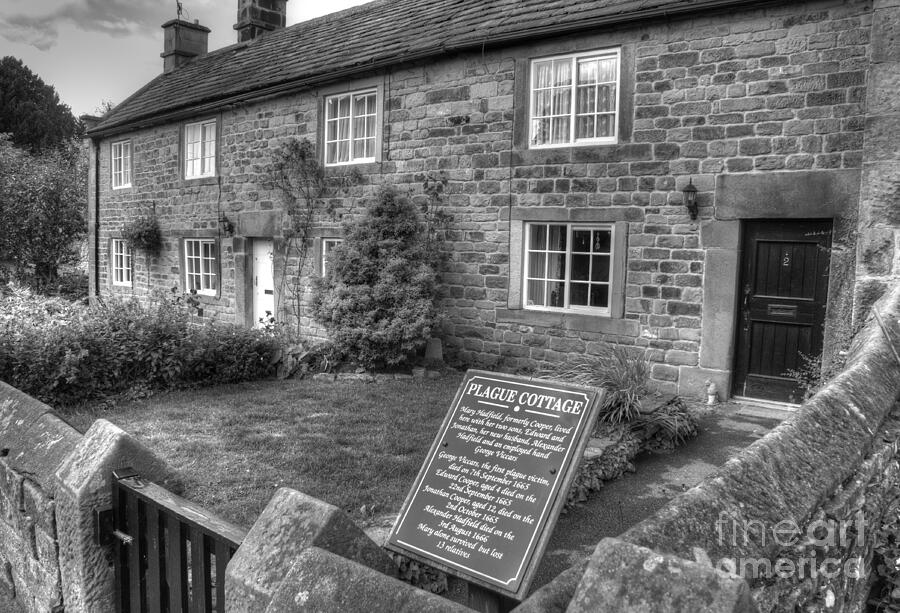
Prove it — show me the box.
[123,213,162,255]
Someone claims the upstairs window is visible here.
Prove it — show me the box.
[524,223,615,315]
[184,238,218,295]
[324,90,377,165]
[111,140,131,189]
[184,119,216,178]
[111,239,132,286]
[530,49,620,147]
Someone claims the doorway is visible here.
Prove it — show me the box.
[731,220,832,403]
[251,239,275,327]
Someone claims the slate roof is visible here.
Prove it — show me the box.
[90,0,757,136]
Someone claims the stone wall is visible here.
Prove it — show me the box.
[0,383,170,613]
[514,283,900,612]
[91,0,882,396]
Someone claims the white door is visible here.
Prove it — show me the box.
[252,239,275,327]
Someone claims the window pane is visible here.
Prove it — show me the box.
[590,284,609,308]
[552,87,571,115]
[551,117,570,144]
[527,252,546,279]
[531,119,550,145]
[572,230,591,253]
[598,114,614,137]
[547,281,565,307]
[534,90,552,117]
[598,84,616,112]
[577,60,598,85]
[570,282,589,306]
[598,57,617,83]
[548,225,566,251]
[338,95,350,117]
[592,255,610,282]
[593,230,612,253]
[547,253,566,280]
[529,225,547,250]
[576,86,595,114]
[527,280,545,306]
[553,59,572,86]
[534,61,553,88]
[571,254,590,281]
[575,116,595,139]
[353,137,366,160]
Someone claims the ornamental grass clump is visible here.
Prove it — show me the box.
[311,187,441,369]
[539,343,650,425]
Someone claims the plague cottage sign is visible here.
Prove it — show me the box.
[387,370,602,600]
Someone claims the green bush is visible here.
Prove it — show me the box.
[0,284,283,407]
[311,187,440,368]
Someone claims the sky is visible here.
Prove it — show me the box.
[0,0,370,117]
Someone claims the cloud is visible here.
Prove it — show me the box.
[0,0,171,50]
[0,16,59,50]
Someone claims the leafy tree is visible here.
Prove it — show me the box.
[0,136,87,282]
[311,187,441,368]
[0,56,80,153]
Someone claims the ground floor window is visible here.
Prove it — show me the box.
[321,238,343,276]
[184,238,218,295]
[111,238,132,286]
[524,223,614,315]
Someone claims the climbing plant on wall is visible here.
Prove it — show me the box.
[272,138,359,335]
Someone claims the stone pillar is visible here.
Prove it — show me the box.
[53,420,171,613]
[855,0,900,322]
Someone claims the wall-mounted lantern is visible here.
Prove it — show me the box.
[682,178,699,221]
[219,214,235,237]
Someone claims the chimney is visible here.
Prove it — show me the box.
[161,19,211,74]
[234,0,288,43]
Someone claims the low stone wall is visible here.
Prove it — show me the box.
[0,382,170,613]
[516,283,900,612]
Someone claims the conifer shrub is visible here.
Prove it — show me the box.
[311,187,441,368]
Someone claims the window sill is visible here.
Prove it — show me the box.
[323,161,382,176]
[181,176,218,187]
[496,308,638,335]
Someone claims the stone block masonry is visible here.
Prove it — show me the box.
[0,380,172,613]
[92,0,880,397]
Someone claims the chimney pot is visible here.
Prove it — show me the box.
[160,19,211,74]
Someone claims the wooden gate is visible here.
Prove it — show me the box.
[732,219,832,403]
[106,468,246,613]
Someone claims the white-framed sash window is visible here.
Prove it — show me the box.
[530,48,620,147]
[324,90,377,165]
[524,223,615,314]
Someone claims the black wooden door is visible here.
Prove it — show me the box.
[732,220,832,403]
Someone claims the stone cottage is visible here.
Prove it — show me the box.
[84,0,900,403]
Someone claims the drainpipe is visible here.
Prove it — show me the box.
[80,115,102,299]
[92,138,100,298]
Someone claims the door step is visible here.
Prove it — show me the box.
[732,395,798,420]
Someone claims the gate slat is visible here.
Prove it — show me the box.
[166,518,189,613]
[127,494,145,613]
[214,540,229,612]
[146,504,163,613]
[113,482,130,613]
[190,526,209,613]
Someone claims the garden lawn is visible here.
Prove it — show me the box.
[68,373,464,529]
